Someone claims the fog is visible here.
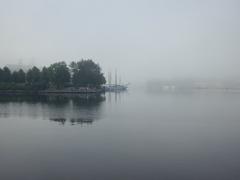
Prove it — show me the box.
[0,0,240,83]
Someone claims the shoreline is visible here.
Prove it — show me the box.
[0,89,105,95]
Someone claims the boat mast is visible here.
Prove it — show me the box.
[119,76,121,86]
[115,69,117,86]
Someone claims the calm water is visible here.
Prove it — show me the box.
[0,89,240,180]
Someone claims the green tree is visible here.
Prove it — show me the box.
[40,67,51,89]
[48,61,70,89]
[18,69,26,83]
[12,69,25,83]
[0,68,3,82]
[2,67,12,83]
[12,71,18,83]
[70,59,106,87]
[26,66,41,85]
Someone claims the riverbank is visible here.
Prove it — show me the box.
[0,87,105,95]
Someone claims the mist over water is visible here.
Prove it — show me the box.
[1,0,240,179]
[0,90,240,180]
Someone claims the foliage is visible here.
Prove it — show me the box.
[40,67,51,89]
[18,69,26,83]
[12,69,26,83]
[0,68,3,82]
[26,66,41,84]
[2,67,12,83]
[48,62,70,89]
[0,59,106,90]
[70,59,106,87]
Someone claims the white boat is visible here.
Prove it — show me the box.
[103,84,128,92]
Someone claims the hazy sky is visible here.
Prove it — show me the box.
[0,0,240,82]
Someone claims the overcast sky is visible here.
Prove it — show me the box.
[0,0,240,82]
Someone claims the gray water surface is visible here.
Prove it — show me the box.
[0,90,240,180]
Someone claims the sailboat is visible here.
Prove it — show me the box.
[103,69,128,92]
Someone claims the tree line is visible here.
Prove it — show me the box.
[0,59,106,90]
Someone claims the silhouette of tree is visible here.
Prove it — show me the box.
[18,69,26,83]
[40,66,51,89]
[12,69,25,83]
[0,59,106,90]
[26,66,41,84]
[48,61,70,89]
[2,67,12,83]
[70,59,106,87]
[0,68,3,82]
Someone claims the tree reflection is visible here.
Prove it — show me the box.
[0,94,105,105]
[0,94,106,125]
[49,117,94,126]
[50,118,67,125]
[70,118,94,125]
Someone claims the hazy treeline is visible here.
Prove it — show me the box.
[0,59,106,90]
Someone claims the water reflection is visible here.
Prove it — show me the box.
[0,94,105,126]
[107,91,127,104]
[0,94,105,104]
[50,117,94,126]
[1,90,240,180]
[50,118,67,125]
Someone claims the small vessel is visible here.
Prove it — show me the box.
[104,69,128,92]
[103,84,128,92]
